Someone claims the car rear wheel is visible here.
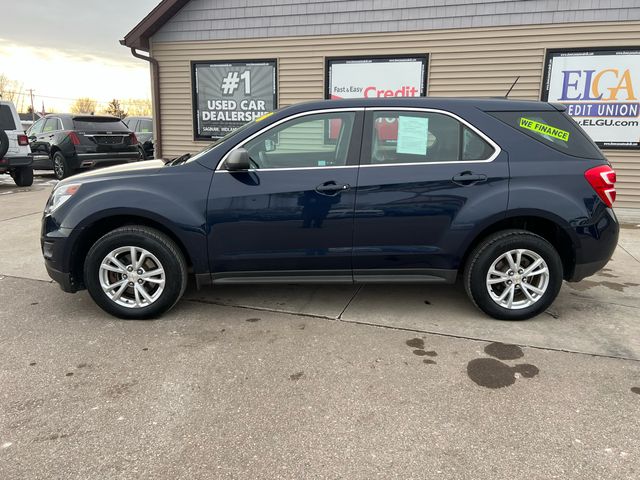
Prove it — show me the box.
[138,146,147,161]
[464,230,563,320]
[84,226,188,319]
[53,151,72,180]
[13,166,33,187]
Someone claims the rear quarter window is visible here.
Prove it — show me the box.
[73,117,128,132]
[488,110,603,159]
[0,105,17,130]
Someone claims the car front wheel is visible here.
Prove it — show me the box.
[84,226,188,319]
[464,230,563,320]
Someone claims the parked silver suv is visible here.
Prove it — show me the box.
[0,100,33,187]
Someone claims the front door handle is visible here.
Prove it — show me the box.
[315,181,351,195]
[451,172,487,186]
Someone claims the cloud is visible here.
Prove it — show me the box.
[0,39,151,111]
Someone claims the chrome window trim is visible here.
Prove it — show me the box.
[215,108,364,171]
[215,105,501,172]
[361,106,500,167]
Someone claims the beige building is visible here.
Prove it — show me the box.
[122,0,640,216]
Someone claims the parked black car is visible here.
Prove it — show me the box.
[27,114,141,179]
[123,116,154,159]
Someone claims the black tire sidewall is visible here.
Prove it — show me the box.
[13,166,34,187]
[0,130,8,158]
[84,229,186,319]
[466,232,563,321]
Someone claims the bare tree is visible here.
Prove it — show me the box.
[0,74,21,103]
[123,98,152,116]
[70,97,97,114]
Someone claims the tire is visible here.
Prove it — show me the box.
[463,229,563,321]
[84,226,188,319]
[53,151,72,180]
[0,130,8,158]
[13,166,34,187]
[138,146,147,161]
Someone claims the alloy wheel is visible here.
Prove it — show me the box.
[485,249,549,310]
[98,246,166,309]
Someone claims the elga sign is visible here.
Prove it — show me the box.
[542,48,640,149]
[192,60,277,139]
[326,56,428,100]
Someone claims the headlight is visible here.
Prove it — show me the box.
[45,183,81,214]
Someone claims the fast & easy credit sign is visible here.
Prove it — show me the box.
[326,56,428,100]
[542,48,640,149]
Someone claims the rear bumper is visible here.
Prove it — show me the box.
[74,152,139,168]
[0,155,33,168]
[566,207,619,282]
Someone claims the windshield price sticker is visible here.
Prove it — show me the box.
[519,117,570,142]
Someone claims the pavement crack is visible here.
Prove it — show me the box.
[183,297,640,363]
[337,285,363,321]
[0,211,42,223]
[618,244,640,264]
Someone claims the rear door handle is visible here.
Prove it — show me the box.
[315,181,351,195]
[451,172,487,186]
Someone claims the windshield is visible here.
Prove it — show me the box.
[186,117,261,163]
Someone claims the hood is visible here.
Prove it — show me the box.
[66,159,165,181]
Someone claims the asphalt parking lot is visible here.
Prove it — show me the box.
[1,172,639,479]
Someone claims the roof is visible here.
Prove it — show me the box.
[121,0,190,51]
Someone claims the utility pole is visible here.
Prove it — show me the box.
[28,89,35,122]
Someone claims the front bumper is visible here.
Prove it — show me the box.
[41,215,82,292]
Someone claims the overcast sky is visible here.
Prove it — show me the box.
[0,0,162,111]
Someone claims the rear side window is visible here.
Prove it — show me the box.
[488,110,603,159]
[73,117,128,132]
[368,111,495,164]
[138,119,152,133]
[0,105,16,130]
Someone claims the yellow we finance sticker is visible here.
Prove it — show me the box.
[519,117,570,142]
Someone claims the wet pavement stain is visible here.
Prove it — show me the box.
[467,358,539,389]
[568,280,640,293]
[423,359,437,365]
[412,349,428,356]
[246,318,261,323]
[424,300,431,305]
[467,342,539,389]
[289,372,304,381]
[406,338,424,349]
[484,342,524,360]
[29,362,36,367]
[631,387,640,395]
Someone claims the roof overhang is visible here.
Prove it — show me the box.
[120,0,190,51]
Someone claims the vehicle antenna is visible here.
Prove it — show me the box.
[505,76,520,98]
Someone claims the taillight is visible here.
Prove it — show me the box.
[17,134,29,146]
[585,165,616,208]
[68,132,81,145]
[130,133,138,145]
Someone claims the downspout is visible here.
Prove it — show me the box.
[129,47,163,159]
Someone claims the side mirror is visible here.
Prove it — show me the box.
[225,148,250,171]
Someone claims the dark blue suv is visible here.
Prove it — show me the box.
[41,98,619,320]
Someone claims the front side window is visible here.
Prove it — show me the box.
[28,118,45,136]
[43,118,61,133]
[368,111,494,164]
[243,112,356,169]
[138,119,152,133]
